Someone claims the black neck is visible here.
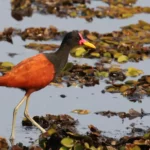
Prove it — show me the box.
[55,43,71,60]
[44,42,73,78]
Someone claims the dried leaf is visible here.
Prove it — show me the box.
[71,109,90,115]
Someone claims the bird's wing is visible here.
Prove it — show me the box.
[0,53,55,90]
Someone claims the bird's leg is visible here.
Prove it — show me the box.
[10,95,27,145]
[24,96,46,133]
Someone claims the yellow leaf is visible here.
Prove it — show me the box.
[120,85,131,93]
[71,46,87,57]
[86,34,97,41]
[109,67,121,72]
[114,52,122,58]
[61,137,74,148]
[47,128,57,136]
[126,67,144,77]
[71,109,90,115]
[104,52,111,58]
[90,52,100,57]
[117,55,128,63]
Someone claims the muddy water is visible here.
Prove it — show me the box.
[0,0,150,145]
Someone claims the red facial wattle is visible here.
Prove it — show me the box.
[78,33,96,49]
[78,33,86,45]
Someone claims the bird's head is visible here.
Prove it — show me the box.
[61,31,96,50]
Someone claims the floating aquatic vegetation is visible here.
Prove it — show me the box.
[25,43,59,52]
[0,62,14,74]
[1,112,150,149]
[78,20,150,62]
[101,0,137,6]
[15,113,150,150]
[0,27,20,44]
[1,23,150,101]
[105,74,150,101]
[71,109,90,115]
[0,136,9,149]
[11,0,150,21]
[0,21,150,64]
[96,5,150,19]
[11,0,33,21]
[22,114,78,129]
[95,108,150,120]
[21,26,66,41]
[125,67,143,77]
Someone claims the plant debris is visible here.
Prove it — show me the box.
[95,108,150,120]
[25,43,59,52]
[22,114,78,130]
[71,109,90,115]
[105,74,150,101]
[101,0,137,6]
[1,20,150,64]
[21,26,66,41]
[0,136,9,149]
[0,27,20,43]
[0,61,14,74]
[0,21,150,64]
[6,113,150,150]
[10,0,150,21]
[11,0,33,21]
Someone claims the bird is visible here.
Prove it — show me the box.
[0,31,96,145]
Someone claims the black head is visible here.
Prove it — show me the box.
[61,30,96,50]
[61,31,81,48]
[44,31,95,77]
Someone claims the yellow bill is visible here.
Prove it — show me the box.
[82,41,96,49]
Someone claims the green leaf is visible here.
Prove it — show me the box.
[90,146,97,150]
[90,52,100,57]
[126,67,144,77]
[94,71,108,77]
[119,146,125,150]
[106,86,120,93]
[61,137,74,148]
[120,85,131,93]
[60,146,69,150]
[143,132,150,139]
[47,128,57,136]
[125,80,138,85]
[114,52,122,59]
[104,52,111,58]
[122,13,133,18]
[39,139,46,149]
[84,142,90,149]
[97,146,104,150]
[117,55,128,63]
[1,61,14,68]
[74,144,84,150]
[87,34,97,41]
[0,61,14,73]
[126,145,141,150]
[69,11,77,17]
[71,46,87,57]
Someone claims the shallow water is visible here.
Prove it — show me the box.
[0,0,150,145]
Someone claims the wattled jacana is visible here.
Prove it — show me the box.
[0,31,96,144]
